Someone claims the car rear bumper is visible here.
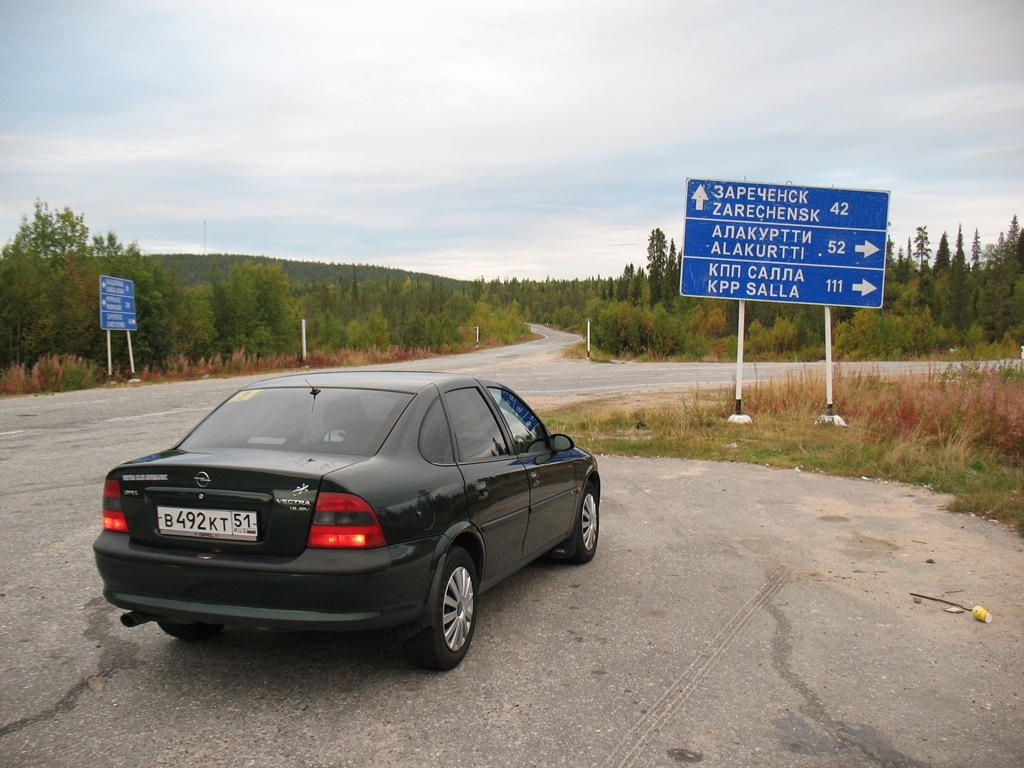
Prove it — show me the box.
[93,531,439,631]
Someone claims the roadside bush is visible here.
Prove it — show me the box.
[0,363,29,395]
[29,354,104,392]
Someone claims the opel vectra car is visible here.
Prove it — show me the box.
[93,371,599,669]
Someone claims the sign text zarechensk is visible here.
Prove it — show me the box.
[681,179,890,308]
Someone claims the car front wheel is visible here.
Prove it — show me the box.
[404,546,477,670]
[570,482,599,564]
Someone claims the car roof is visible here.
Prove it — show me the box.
[245,370,491,394]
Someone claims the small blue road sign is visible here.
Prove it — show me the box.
[99,275,138,331]
[681,179,890,308]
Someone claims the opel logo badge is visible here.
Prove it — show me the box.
[194,471,211,488]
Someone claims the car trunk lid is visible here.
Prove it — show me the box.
[115,450,365,557]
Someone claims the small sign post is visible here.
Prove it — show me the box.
[100,275,138,376]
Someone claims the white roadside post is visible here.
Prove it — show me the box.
[728,300,752,424]
[815,306,846,426]
[126,330,136,378]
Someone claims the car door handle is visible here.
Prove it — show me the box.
[529,470,540,487]
[473,480,488,500]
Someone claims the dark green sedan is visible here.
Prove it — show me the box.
[94,371,600,669]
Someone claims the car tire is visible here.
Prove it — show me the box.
[404,547,477,670]
[157,621,224,641]
[569,482,599,564]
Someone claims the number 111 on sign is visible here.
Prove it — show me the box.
[826,279,843,292]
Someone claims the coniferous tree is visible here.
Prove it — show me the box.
[1008,215,1020,247]
[933,232,951,273]
[646,229,668,306]
[913,226,931,272]
[664,239,681,306]
[948,225,970,333]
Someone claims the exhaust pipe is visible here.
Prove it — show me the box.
[120,610,157,627]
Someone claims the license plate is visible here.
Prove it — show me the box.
[157,506,259,541]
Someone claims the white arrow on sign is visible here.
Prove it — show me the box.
[855,240,879,258]
[691,185,709,211]
[853,279,877,296]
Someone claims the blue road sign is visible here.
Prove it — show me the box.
[100,275,138,331]
[681,178,890,308]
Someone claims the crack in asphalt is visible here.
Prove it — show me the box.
[767,601,933,768]
[0,597,141,742]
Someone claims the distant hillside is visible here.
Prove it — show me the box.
[145,253,471,290]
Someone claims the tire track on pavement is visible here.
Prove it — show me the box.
[604,566,790,768]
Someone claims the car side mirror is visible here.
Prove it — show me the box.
[549,434,574,452]
[529,433,575,465]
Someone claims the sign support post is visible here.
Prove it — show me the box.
[728,301,752,424]
[825,306,833,413]
[126,330,136,375]
[816,306,846,426]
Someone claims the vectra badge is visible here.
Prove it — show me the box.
[194,471,211,488]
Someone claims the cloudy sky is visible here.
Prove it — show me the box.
[2,1,1021,280]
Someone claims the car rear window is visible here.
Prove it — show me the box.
[179,387,413,456]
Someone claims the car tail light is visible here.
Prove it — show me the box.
[102,479,128,532]
[307,492,386,549]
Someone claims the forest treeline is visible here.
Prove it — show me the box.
[587,220,1024,361]
[1,201,1022,391]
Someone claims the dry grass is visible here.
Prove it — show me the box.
[0,346,446,395]
[0,354,105,395]
[545,364,1024,534]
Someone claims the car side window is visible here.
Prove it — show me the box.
[487,387,548,455]
[419,397,455,465]
[444,388,510,461]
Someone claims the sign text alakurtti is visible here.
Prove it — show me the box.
[681,179,890,308]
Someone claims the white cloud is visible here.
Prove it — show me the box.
[2,0,1022,279]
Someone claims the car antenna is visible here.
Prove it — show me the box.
[306,381,321,412]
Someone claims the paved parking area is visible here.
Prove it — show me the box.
[2,448,1021,767]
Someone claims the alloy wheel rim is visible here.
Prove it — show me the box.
[581,494,598,551]
[442,565,474,652]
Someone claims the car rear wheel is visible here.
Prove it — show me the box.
[404,546,477,670]
[570,482,599,564]
[157,621,224,641]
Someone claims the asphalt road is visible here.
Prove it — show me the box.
[371,325,970,404]
[1,330,1022,767]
